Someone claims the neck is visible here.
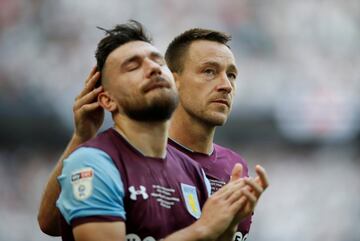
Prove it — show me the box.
[169,106,215,154]
[114,115,169,158]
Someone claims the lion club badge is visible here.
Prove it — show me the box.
[71,168,94,201]
[181,183,201,219]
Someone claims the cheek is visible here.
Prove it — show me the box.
[179,86,205,111]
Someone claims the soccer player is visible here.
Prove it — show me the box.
[164,28,257,241]
[40,21,267,241]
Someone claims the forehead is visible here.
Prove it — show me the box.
[106,41,161,65]
[186,40,236,66]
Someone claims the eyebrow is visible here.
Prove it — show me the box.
[149,51,164,60]
[200,61,238,74]
[228,64,238,75]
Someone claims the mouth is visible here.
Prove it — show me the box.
[211,99,230,107]
[143,77,171,93]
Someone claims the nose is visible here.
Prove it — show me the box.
[215,73,233,94]
[144,58,162,78]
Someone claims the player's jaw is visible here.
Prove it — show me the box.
[121,80,179,122]
[196,92,233,126]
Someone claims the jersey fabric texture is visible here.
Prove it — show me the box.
[57,128,210,241]
[168,138,252,239]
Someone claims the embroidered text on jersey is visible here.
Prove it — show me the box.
[151,185,180,209]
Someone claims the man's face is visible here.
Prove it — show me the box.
[175,40,237,126]
[102,41,178,122]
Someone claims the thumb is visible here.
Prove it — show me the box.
[230,163,243,182]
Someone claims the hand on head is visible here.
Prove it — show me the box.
[73,66,104,141]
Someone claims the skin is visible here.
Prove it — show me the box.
[170,40,238,154]
[170,40,267,238]
[38,40,268,241]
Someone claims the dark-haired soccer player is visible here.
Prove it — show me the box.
[38,21,268,241]
[165,29,256,240]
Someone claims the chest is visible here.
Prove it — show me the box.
[116,156,204,239]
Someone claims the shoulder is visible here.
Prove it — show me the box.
[214,143,249,168]
[63,146,115,173]
[78,128,117,152]
[167,144,202,169]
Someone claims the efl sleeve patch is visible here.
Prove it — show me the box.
[71,168,94,201]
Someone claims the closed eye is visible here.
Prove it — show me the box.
[126,62,140,71]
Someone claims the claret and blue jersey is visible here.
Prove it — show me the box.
[168,138,252,240]
[57,128,210,241]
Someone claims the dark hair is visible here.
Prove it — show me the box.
[165,28,231,73]
[95,20,152,86]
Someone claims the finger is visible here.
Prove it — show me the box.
[77,72,101,99]
[86,71,101,88]
[77,102,102,115]
[214,178,244,199]
[230,163,243,182]
[74,86,103,111]
[243,178,263,198]
[223,179,247,200]
[85,66,98,84]
[229,195,247,214]
[242,189,257,210]
[226,184,247,204]
[255,165,269,190]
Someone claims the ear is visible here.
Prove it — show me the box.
[172,72,181,90]
[98,91,117,112]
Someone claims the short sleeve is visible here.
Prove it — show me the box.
[56,147,126,225]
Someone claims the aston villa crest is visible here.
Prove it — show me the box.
[181,183,201,219]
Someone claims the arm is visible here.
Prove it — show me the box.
[37,135,88,235]
[37,67,104,235]
[73,222,125,241]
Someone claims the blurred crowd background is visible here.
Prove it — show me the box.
[0,0,359,240]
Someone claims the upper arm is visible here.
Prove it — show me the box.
[73,221,125,241]
[56,147,126,225]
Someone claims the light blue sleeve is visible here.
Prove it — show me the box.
[56,147,126,225]
[201,169,212,197]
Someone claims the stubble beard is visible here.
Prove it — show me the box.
[122,90,179,122]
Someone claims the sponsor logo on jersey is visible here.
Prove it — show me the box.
[126,233,156,241]
[129,185,149,200]
[233,231,248,241]
[71,167,93,201]
[151,185,180,209]
[180,183,201,219]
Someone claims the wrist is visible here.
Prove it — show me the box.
[190,220,217,241]
[72,132,92,144]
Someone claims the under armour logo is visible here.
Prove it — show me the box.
[129,185,149,200]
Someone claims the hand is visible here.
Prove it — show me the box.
[235,165,269,221]
[73,66,104,141]
[217,165,269,241]
[194,164,248,241]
